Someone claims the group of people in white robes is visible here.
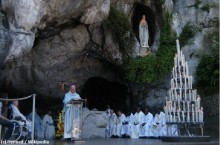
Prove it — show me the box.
[105,107,174,138]
[10,101,55,139]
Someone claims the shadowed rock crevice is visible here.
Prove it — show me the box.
[81,77,130,111]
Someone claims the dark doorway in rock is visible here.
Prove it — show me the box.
[81,77,129,112]
[132,3,156,47]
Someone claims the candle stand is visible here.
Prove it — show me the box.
[162,40,210,142]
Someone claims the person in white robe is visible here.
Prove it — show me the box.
[121,112,133,138]
[43,111,55,139]
[152,108,167,137]
[63,84,81,139]
[26,109,44,139]
[107,109,116,138]
[112,110,126,137]
[139,108,153,138]
[130,107,145,138]
[105,105,111,118]
[10,101,32,131]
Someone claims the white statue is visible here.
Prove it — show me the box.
[139,15,149,47]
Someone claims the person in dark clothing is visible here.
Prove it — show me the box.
[0,115,14,139]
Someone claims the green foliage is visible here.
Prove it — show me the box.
[188,0,202,8]
[194,0,202,8]
[196,31,219,95]
[104,6,132,51]
[200,4,210,12]
[179,23,197,46]
[125,12,177,83]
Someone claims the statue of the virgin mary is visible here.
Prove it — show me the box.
[139,15,149,47]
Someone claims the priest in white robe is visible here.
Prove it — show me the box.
[63,84,81,139]
[130,107,145,138]
[139,108,153,138]
[121,112,133,138]
[152,109,167,137]
[106,109,116,138]
[112,110,126,137]
[43,111,55,139]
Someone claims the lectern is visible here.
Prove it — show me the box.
[68,99,84,141]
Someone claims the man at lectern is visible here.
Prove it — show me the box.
[63,84,81,139]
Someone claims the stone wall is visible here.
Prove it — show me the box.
[0,0,218,110]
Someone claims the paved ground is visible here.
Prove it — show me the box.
[4,138,219,145]
[50,139,219,145]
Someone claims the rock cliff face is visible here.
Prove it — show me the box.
[0,0,219,111]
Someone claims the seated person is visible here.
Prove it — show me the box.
[10,101,26,121]
[121,111,133,138]
[0,114,14,139]
[27,109,44,139]
[43,111,55,139]
[10,100,32,131]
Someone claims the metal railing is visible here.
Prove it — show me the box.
[0,94,36,142]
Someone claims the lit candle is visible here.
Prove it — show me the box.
[175,90,177,101]
[186,62,189,76]
[188,76,190,89]
[192,104,195,122]
[181,56,184,65]
[192,90,195,101]
[187,111,190,122]
[177,109,181,122]
[170,90,173,101]
[197,95,201,109]
[184,88,187,100]
[195,110,198,122]
[180,74,182,88]
[173,111,176,122]
[178,97,180,110]
[190,76,192,89]
[178,67,181,77]
[174,101,176,110]
[182,111,185,122]
[183,101,186,111]
[175,69,177,79]
[174,55,177,66]
[200,107,204,123]
[194,90,197,100]
[182,62,185,75]
[170,113,172,122]
[189,90,192,101]
[169,91,171,101]
[171,79,173,88]
[176,39,180,57]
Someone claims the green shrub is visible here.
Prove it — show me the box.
[104,6,132,51]
[196,31,219,95]
[179,23,197,46]
[201,4,210,12]
[188,0,202,8]
[124,12,177,83]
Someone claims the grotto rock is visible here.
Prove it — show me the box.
[82,109,107,138]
